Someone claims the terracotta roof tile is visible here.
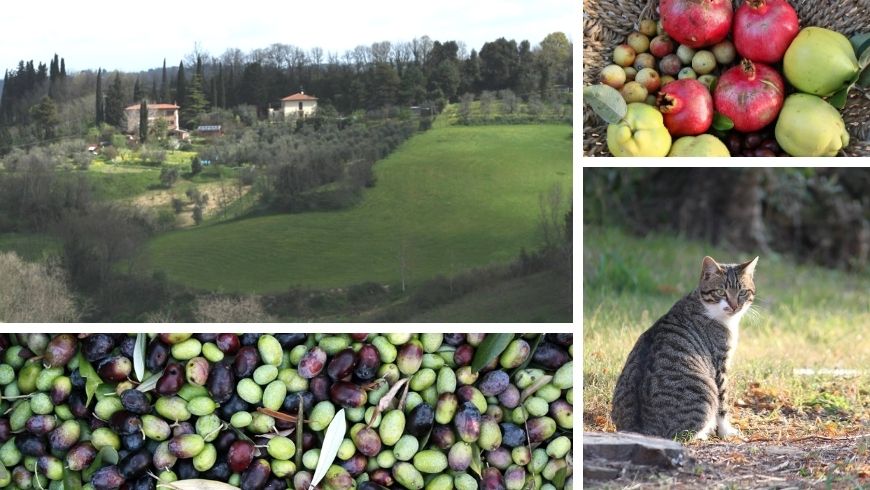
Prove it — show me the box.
[125,103,180,110]
[281,92,318,101]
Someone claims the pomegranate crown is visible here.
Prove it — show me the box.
[740,59,756,80]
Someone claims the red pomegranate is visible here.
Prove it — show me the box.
[713,59,785,133]
[660,0,733,49]
[656,79,714,136]
[733,0,799,63]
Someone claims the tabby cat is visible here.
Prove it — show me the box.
[611,255,758,440]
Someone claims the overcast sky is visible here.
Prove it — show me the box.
[1,0,575,73]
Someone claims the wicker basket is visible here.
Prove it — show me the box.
[583,0,870,157]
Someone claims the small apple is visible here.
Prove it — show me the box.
[712,40,737,65]
[659,54,682,76]
[661,75,676,87]
[639,19,658,37]
[623,67,638,81]
[676,45,696,65]
[620,81,648,103]
[613,44,637,67]
[698,74,718,91]
[635,68,661,92]
[627,32,650,54]
[678,67,697,80]
[600,64,627,89]
[649,35,675,58]
[633,53,656,71]
[691,50,717,75]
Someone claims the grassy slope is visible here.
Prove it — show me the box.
[409,270,572,322]
[584,226,869,437]
[0,233,61,261]
[144,124,572,293]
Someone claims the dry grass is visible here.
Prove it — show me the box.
[583,226,869,487]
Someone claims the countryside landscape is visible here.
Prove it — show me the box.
[0,19,573,322]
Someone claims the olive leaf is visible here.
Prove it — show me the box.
[851,33,870,59]
[94,383,117,401]
[137,371,162,393]
[553,466,568,489]
[256,407,298,423]
[470,444,483,477]
[76,353,103,407]
[712,112,735,131]
[829,88,849,110]
[366,377,409,428]
[295,396,304,470]
[520,374,554,403]
[63,466,83,490]
[471,333,514,373]
[133,333,146,382]
[311,408,347,490]
[583,84,628,124]
[157,480,240,490]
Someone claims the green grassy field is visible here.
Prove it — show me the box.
[0,233,60,261]
[410,270,572,322]
[584,226,869,439]
[143,124,572,292]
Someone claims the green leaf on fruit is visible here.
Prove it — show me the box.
[850,33,870,58]
[133,333,146,382]
[712,113,734,131]
[470,444,483,477]
[583,84,628,125]
[63,467,83,490]
[471,333,513,373]
[829,88,849,110]
[553,466,569,489]
[858,65,870,89]
[76,352,104,407]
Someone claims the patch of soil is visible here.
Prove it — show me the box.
[130,182,252,227]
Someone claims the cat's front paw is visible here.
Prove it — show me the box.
[716,419,742,439]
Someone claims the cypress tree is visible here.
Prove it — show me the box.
[133,77,143,103]
[104,72,124,128]
[95,68,104,125]
[160,58,168,102]
[60,58,66,78]
[175,61,186,109]
[139,100,148,142]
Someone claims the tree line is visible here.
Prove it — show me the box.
[0,33,571,151]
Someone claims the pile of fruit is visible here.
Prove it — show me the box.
[584,0,868,157]
[0,333,573,490]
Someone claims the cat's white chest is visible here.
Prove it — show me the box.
[723,317,740,369]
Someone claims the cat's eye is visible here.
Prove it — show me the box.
[715,288,725,297]
[739,290,749,298]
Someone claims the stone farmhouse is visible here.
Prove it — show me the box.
[280,91,318,119]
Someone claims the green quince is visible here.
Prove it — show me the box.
[606,103,672,157]
[783,27,859,97]
[775,94,849,157]
[667,135,730,157]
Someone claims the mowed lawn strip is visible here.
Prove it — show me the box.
[144,124,572,292]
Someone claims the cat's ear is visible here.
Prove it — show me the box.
[700,256,722,280]
[740,256,759,278]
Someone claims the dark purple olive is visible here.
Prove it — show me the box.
[726,133,743,155]
[195,333,218,343]
[218,393,250,420]
[531,342,570,370]
[66,442,97,471]
[327,348,357,380]
[69,390,90,418]
[0,419,11,442]
[91,465,126,490]
[82,334,116,362]
[744,133,762,149]
[370,469,394,487]
[214,430,237,452]
[239,333,262,346]
[175,459,199,480]
[156,363,184,396]
[498,384,520,409]
[118,448,151,479]
[329,381,367,408]
[98,356,132,382]
[443,333,466,346]
[44,334,78,367]
[301,432,316,452]
[485,447,512,470]
[478,370,510,396]
[110,411,143,435]
[406,403,434,438]
[354,344,380,381]
[264,478,288,490]
[146,340,170,372]
[454,402,482,443]
[15,433,47,456]
[431,424,455,449]
[240,458,271,490]
[340,453,367,476]
[25,415,58,436]
[352,426,382,457]
[350,333,369,341]
[172,421,195,437]
[118,336,137,359]
[228,440,256,473]
[233,346,260,378]
[120,389,151,414]
[454,344,474,366]
[275,333,306,348]
[760,139,780,154]
[129,475,156,490]
[122,432,146,451]
[298,347,327,379]
[209,360,236,404]
[310,375,331,402]
[204,460,232,481]
[216,334,240,354]
[754,148,776,157]
[500,422,526,447]
[282,391,314,415]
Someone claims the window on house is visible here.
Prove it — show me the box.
[299,102,303,111]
